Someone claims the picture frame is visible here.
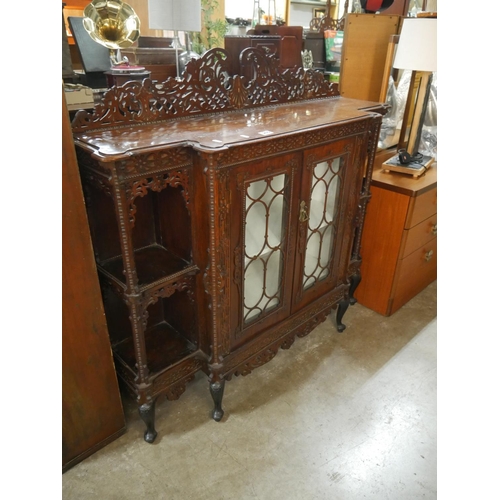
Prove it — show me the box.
[313,7,326,18]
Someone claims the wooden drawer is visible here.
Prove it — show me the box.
[391,236,437,314]
[400,213,437,259]
[405,187,437,229]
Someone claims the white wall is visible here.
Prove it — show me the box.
[225,0,288,23]
[289,3,319,28]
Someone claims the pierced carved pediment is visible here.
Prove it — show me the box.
[72,47,339,133]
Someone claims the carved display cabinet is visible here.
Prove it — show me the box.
[71,48,386,443]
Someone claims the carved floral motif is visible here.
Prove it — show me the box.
[116,148,192,178]
[223,289,345,378]
[151,359,204,399]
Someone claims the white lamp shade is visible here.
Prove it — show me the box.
[393,18,437,72]
[148,0,202,32]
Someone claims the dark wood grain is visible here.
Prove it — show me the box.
[71,48,387,442]
[62,87,125,473]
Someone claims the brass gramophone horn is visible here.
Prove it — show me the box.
[83,0,140,66]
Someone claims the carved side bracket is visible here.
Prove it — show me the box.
[124,169,191,228]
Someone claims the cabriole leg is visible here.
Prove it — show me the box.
[139,399,158,443]
[349,271,361,305]
[335,297,350,332]
[209,380,225,422]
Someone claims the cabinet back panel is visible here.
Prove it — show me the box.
[163,291,198,346]
[86,185,122,261]
[102,285,134,346]
[131,194,158,249]
[130,187,192,263]
[158,186,192,263]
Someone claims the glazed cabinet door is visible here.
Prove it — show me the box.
[228,152,302,351]
[292,136,365,312]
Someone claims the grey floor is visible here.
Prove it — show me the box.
[62,281,437,499]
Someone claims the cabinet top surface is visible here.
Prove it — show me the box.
[71,47,387,161]
[74,97,383,160]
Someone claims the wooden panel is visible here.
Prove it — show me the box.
[400,213,437,259]
[62,87,126,473]
[224,36,251,76]
[340,14,401,102]
[355,185,409,316]
[144,64,177,83]
[405,187,437,229]
[391,237,437,314]
[278,26,303,68]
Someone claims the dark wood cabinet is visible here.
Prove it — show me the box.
[71,47,386,443]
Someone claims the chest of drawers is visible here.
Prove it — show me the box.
[354,151,437,316]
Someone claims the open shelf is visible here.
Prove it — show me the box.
[100,244,193,289]
[114,321,197,375]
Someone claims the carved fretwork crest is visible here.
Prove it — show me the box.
[72,48,339,133]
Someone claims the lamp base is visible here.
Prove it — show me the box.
[382,153,434,178]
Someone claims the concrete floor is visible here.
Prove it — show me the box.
[62,281,437,499]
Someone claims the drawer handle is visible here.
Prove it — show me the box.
[299,200,309,223]
[424,250,434,262]
[431,224,437,235]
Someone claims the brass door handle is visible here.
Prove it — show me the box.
[424,249,434,262]
[431,224,437,235]
[299,200,309,222]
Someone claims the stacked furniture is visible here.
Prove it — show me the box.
[71,47,387,442]
[224,26,303,76]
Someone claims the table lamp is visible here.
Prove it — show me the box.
[148,0,202,79]
[393,17,437,163]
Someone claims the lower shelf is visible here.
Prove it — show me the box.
[114,322,197,374]
[100,244,192,288]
